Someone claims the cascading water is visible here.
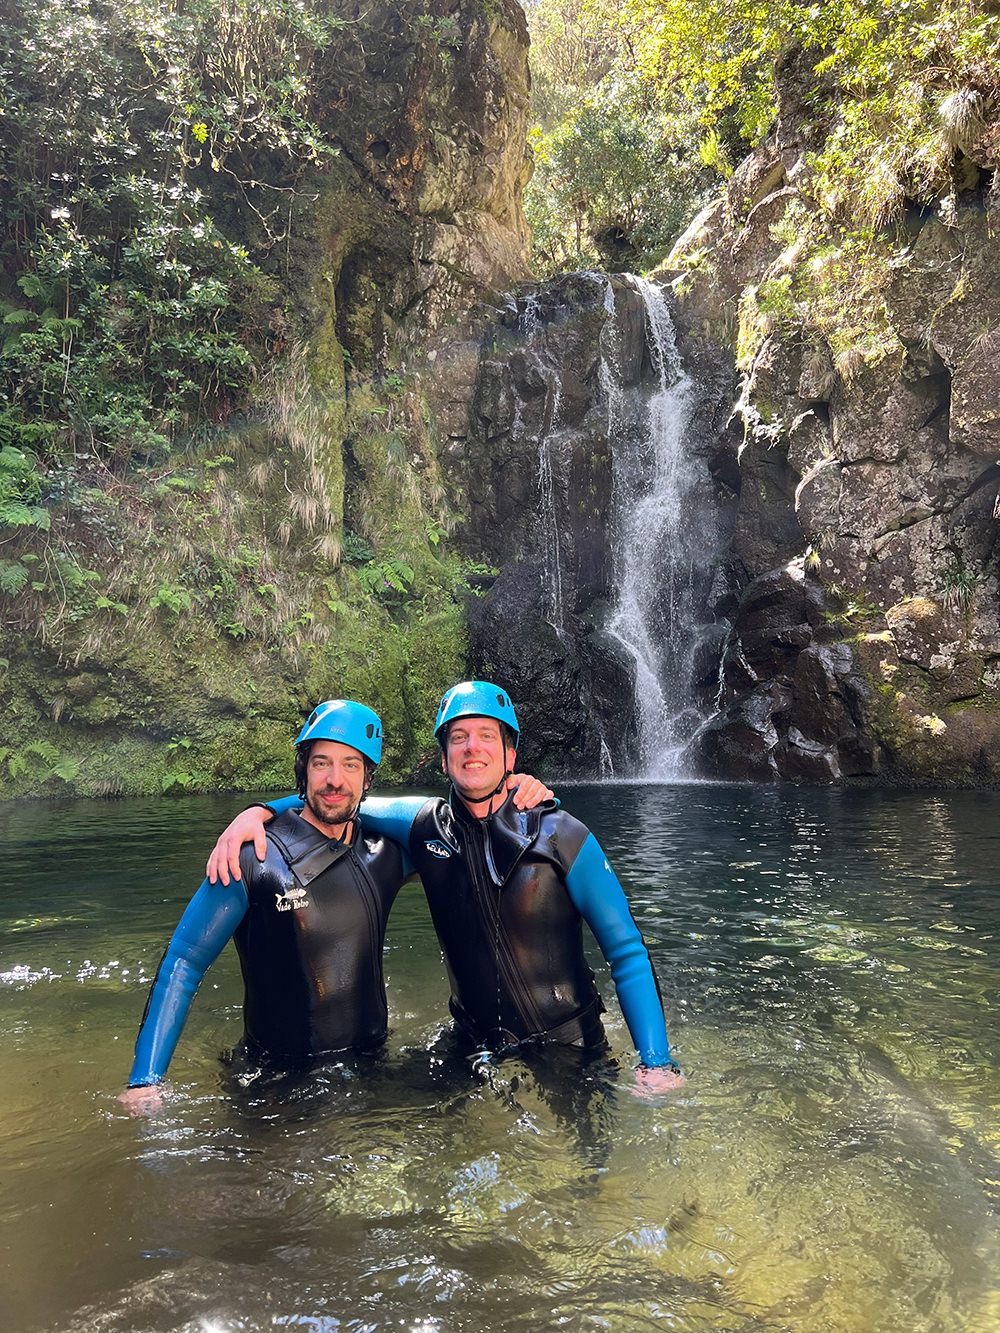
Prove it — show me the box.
[604,275,717,779]
[537,379,565,631]
[491,271,722,779]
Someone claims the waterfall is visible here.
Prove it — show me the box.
[537,374,565,630]
[496,271,720,780]
[605,275,712,780]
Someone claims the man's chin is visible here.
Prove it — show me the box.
[306,798,351,828]
[452,778,497,803]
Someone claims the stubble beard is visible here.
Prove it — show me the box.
[305,787,353,831]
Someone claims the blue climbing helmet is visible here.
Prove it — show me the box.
[295,699,383,765]
[434,680,520,747]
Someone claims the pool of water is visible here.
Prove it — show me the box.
[1,783,998,1331]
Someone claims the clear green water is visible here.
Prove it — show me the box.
[1,784,998,1332]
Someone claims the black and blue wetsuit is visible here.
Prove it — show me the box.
[266,791,674,1068]
[127,811,406,1086]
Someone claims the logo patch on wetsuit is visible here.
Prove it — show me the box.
[275,887,309,912]
[424,839,452,859]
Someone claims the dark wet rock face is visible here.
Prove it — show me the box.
[459,274,618,605]
[659,60,1000,786]
[467,558,639,774]
[446,272,737,777]
[690,563,875,782]
[453,274,643,775]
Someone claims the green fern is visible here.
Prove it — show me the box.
[0,560,29,594]
[358,557,415,596]
[5,739,59,780]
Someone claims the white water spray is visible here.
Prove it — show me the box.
[506,273,718,779]
[605,276,711,779]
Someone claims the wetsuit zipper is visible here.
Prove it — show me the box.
[347,850,389,1029]
[463,820,544,1038]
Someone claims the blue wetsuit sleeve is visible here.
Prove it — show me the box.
[262,793,302,816]
[360,796,427,877]
[564,833,673,1068]
[128,879,248,1086]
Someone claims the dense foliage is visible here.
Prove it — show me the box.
[0,0,481,796]
[524,0,1000,276]
[0,0,341,472]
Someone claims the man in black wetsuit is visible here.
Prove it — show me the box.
[412,682,682,1091]
[118,699,401,1114]
[210,682,683,1093]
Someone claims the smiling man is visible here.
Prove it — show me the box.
[120,698,551,1114]
[118,701,400,1113]
[210,682,683,1092]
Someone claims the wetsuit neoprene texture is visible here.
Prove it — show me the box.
[127,811,405,1086]
[266,792,673,1067]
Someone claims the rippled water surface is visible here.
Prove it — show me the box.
[1,785,998,1332]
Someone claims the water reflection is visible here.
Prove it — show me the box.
[1,787,998,1331]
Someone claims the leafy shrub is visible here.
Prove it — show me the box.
[0,0,343,470]
[0,444,49,531]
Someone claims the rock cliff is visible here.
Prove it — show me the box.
[0,0,534,796]
[663,57,1000,785]
[306,0,532,343]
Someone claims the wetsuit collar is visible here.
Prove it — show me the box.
[266,810,354,888]
[449,788,547,888]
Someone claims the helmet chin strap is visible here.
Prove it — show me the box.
[484,767,513,818]
[332,816,357,844]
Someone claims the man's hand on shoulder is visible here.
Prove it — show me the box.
[507,772,554,810]
[117,1084,166,1117]
[206,806,274,885]
[631,1064,686,1100]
